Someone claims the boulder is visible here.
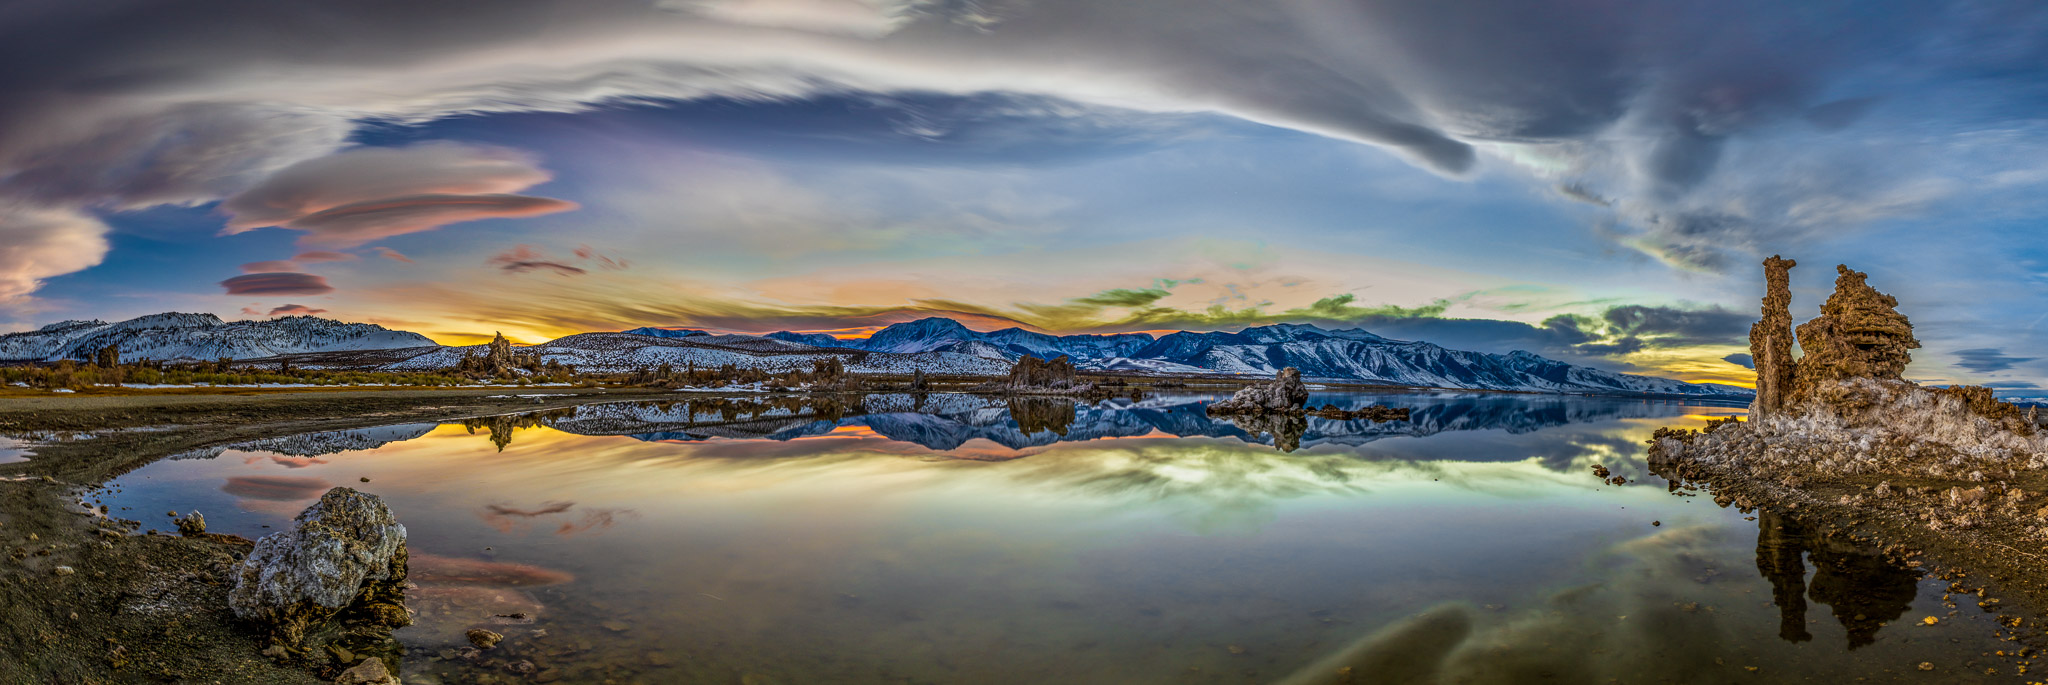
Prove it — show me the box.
[1208,367,1310,415]
[227,487,409,643]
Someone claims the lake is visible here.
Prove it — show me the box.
[93,391,2026,683]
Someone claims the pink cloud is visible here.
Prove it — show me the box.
[240,260,299,273]
[268,304,328,316]
[287,194,575,248]
[220,142,577,248]
[372,247,413,263]
[221,272,333,296]
[292,250,356,263]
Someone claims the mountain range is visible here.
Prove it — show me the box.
[1,312,1751,399]
[0,313,430,362]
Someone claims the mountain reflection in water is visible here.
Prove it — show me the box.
[107,391,2010,684]
[354,391,1724,456]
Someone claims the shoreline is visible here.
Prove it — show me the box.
[0,387,681,684]
[0,384,1751,682]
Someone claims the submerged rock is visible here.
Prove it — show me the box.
[335,657,401,685]
[228,487,410,643]
[465,628,504,650]
[1207,367,1310,415]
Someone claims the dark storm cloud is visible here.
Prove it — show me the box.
[1724,353,1756,369]
[1954,348,2037,373]
[220,272,334,296]
[1601,305,1752,347]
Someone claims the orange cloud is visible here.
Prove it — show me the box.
[293,250,356,263]
[240,260,299,273]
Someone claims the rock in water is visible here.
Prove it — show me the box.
[1790,265,1920,408]
[228,487,409,643]
[1208,367,1310,415]
[466,628,504,649]
[335,657,401,685]
[1748,256,1798,416]
[174,510,206,536]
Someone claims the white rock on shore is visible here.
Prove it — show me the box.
[227,487,408,640]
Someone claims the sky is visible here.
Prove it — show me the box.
[1,0,2046,390]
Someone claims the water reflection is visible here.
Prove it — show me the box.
[1754,511,1919,648]
[95,391,2008,684]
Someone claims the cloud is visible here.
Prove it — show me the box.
[573,245,630,271]
[220,143,577,247]
[0,0,2033,303]
[1723,353,1755,369]
[292,251,357,263]
[1600,304,1752,347]
[0,204,110,309]
[268,304,328,317]
[240,260,299,273]
[221,272,334,296]
[489,245,588,276]
[1954,347,2037,374]
[372,247,414,264]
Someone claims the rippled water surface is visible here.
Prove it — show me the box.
[99,392,2030,683]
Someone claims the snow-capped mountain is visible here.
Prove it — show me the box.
[831,317,1155,359]
[761,318,1750,399]
[0,313,435,362]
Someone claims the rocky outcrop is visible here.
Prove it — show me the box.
[1002,355,1091,393]
[1788,265,1921,409]
[228,487,411,645]
[1207,367,1310,415]
[1308,404,1412,422]
[1749,256,1798,415]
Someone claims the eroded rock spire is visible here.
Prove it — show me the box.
[1749,256,1798,415]
[1790,265,1920,407]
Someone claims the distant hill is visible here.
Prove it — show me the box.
[0,313,433,362]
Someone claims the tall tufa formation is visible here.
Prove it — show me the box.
[1789,265,1920,407]
[1749,256,1798,415]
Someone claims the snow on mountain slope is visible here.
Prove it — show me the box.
[0,313,435,361]
[379,331,1013,376]
[814,318,1153,360]
[766,331,848,347]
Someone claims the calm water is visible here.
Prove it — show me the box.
[96,392,2029,683]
